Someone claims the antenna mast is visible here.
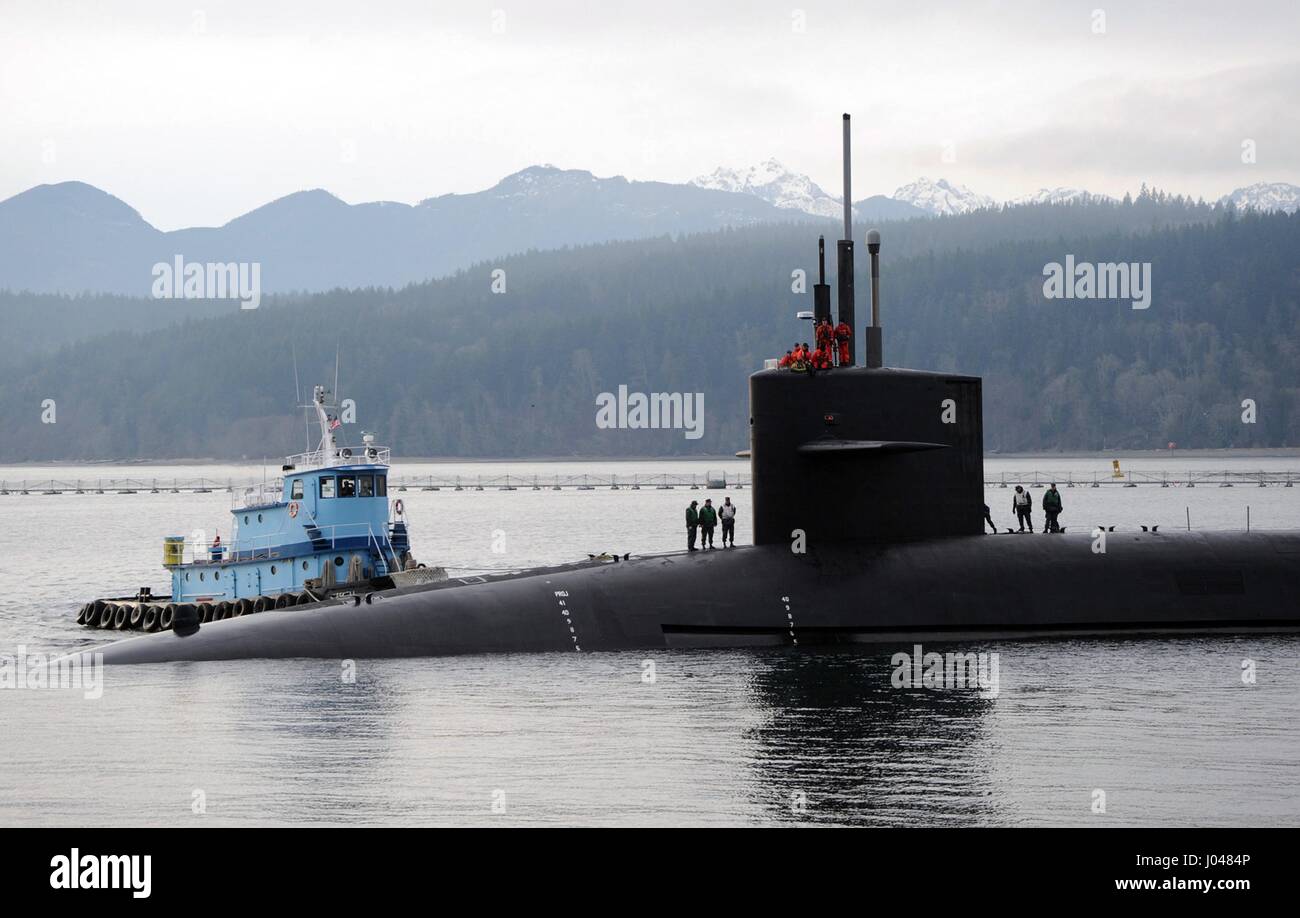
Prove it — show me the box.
[836,113,856,365]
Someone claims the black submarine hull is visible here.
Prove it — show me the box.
[91,530,1300,664]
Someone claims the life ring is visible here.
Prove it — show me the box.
[394,498,404,515]
[288,501,299,518]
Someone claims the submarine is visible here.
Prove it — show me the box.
[89,114,1300,665]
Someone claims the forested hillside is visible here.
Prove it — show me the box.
[0,191,1219,362]
[0,196,1294,460]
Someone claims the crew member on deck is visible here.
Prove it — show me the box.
[815,318,833,356]
[698,499,718,549]
[1012,486,1034,532]
[983,503,997,534]
[1042,483,1063,533]
[835,320,852,367]
[210,535,223,562]
[686,501,700,551]
[778,349,795,369]
[719,497,737,547]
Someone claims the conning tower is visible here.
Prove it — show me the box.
[749,114,985,546]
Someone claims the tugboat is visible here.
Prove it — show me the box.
[74,385,431,634]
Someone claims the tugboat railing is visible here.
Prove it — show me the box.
[190,521,394,565]
[284,445,391,471]
[237,481,284,508]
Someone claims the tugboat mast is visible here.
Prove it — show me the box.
[309,384,340,462]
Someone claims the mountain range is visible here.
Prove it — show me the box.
[1,163,1296,296]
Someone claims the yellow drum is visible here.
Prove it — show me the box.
[163,536,185,567]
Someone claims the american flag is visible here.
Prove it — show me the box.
[328,416,341,430]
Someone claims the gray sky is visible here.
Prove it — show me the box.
[2,0,1297,229]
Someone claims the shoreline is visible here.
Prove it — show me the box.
[3,447,1299,468]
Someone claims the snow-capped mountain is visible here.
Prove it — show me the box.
[1010,187,1113,206]
[1218,182,1300,214]
[892,177,996,216]
[692,158,845,220]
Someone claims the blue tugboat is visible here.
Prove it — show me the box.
[76,385,426,633]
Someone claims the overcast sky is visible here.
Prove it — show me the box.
[2,0,1296,229]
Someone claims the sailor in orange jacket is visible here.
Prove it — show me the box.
[778,349,795,369]
[834,321,851,366]
[815,318,833,353]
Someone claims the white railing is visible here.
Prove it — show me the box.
[238,481,284,508]
[193,521,391,565]
[284,445,391,471]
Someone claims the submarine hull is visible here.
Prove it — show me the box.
[91,530,1300,664]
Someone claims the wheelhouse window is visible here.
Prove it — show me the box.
[291,479,303,500]
[338,476,357,498]
[359,475,374,498]
[376,475,387,497]
[320,476,336,499]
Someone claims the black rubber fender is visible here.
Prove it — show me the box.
[198,603,214,624]
[75,603,89,625]
[172,604,201,635]
[296,592,314,606]
[98,604,116,628]
[128,605,145,629]
[159,604,176,631]
[113,605,130,630]
[274,593,294,609]
[86,600,106,628]
[232,598,252,617]
[252,596,273,613]
[142,605,159,632]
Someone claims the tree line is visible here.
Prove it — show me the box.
[0,195,1293,460]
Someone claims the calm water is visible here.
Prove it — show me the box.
[1,457,1298,826]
